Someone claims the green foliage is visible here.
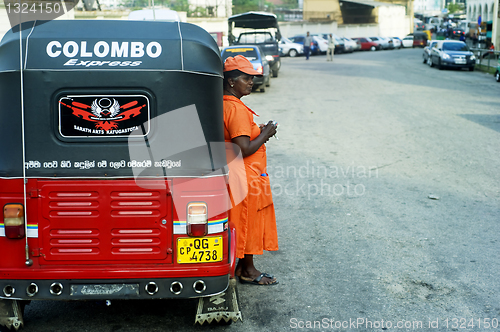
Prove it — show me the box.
[446,3,464,14]
[121,0,167,9]
[170,0,189,12]
[121,0,149,8]
[281,0,298,6]
[232,0,259,14]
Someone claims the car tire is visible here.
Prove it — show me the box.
[272,70,278,78]
[289,49,298,57]
[496,71,500,82]
[259,86,265,92]
[370,46,376,51]
[266,76,271,87]
[437,60,443,70]
[423,56,427,64]
[468,66,474,71]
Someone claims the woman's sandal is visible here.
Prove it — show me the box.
[239,273,278,286]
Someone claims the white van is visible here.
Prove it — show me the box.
[427,17,443,30]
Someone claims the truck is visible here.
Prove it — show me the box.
[228,12,282,77]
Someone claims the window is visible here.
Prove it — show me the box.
[222,48,259,61]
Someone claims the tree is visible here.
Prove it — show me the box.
[446,3,464,14]
[170,0,189,11]
[232,0,259,14]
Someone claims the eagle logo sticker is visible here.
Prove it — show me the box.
[58,95,150,138]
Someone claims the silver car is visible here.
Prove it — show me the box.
[342,37,359,52]
[279,37,304,57]
[370,37,390,50]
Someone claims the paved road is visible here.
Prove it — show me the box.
[22,49,500,332]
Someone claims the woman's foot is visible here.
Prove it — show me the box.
[235,255,277,285]
[239,273,278,285]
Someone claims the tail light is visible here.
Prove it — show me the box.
[3,204,25,239]
[187,202,207,237]
[256,65,263,74]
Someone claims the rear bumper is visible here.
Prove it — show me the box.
[253,76,266,85]
[0,274,229,300]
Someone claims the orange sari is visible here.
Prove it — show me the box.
[223,95,278,259]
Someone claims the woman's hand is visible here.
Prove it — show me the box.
[232,121,277,158]
[260,121,277,142]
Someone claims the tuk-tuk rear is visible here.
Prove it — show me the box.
[0,20,238,329]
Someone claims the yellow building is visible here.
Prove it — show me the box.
[303,0,344,22]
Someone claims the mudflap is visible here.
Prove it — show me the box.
[195,278,242,325]
[0,300,24,331]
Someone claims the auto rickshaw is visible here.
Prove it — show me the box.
[0,20,240,330]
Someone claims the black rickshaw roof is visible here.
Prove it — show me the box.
[228,12,279,30]
[0,20,222,76]
[0,20,226,179]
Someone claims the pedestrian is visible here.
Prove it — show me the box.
[304,31,313,60]
[472,33,478,47]
[327,33,335,61]
[459,33,465,42]
[446,26,453,39]
[222,55,279,286]
[482,42,495,59]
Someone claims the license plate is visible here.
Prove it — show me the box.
[177,236,223,264]
[455,59,466,64]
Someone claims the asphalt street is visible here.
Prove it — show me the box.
[21,48,500,332]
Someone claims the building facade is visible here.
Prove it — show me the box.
[467,0,496,22]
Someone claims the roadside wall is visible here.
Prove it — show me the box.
[279,21,338,37]
[337,24,379,38]
[279,20,407,39]
[377,6,411,38]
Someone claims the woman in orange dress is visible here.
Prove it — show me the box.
[223,55,279,285]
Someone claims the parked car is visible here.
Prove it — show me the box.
[426,40,476,71]
[380,37,394,49]
[422,40,438,64]
[369,36,390,50]
[312,35,329,53]
[279,37,304,57]
[342,37,358,52]
[345,37,362,51]
[318,34,346,53]
[352,37,380,51]
[221,45,271,92]
[390,37,402,49]
[289,35,321,55]
[401,35,414,48]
